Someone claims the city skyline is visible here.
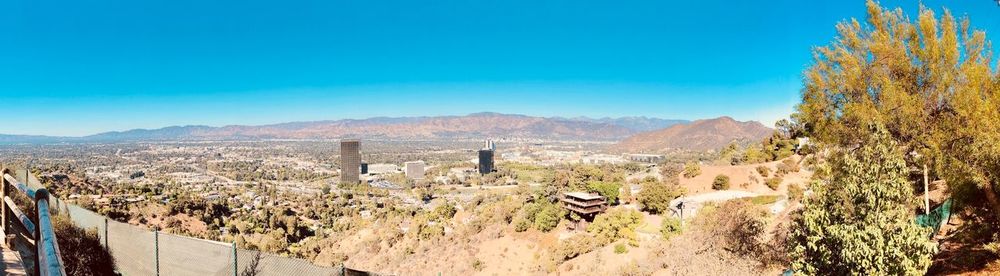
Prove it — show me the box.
[2,0,997,136]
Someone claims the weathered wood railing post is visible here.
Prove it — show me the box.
[33,188,48,276]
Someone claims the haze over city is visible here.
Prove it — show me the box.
[2,1,1000,276]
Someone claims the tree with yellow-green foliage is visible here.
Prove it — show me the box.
[796,0,1000,218]
[588,208,643,246]
[682,161,701,178]
[791,124,935,275]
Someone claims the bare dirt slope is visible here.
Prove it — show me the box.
[675,156,811,195]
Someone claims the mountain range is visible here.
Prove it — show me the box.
[0,113,689,143]
[1,113,772,151]
[612,116,773,152]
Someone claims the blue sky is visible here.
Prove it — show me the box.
[1,0,997,136]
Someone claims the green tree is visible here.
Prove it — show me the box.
[796,0,1000,217]
[586,181,622,205]
[588,208,643,246]
[533,204,564,232]
[636,181,681,214]
[682,161,701,178]
[790,125,935,275]
[513,201,563,232]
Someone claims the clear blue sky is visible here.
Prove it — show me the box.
[1,0,997,136]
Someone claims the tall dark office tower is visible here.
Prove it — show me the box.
[340,139,361,184]
[478,149,494,175]
[360,162,369,175]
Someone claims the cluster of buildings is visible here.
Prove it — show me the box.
[338,139,499,186]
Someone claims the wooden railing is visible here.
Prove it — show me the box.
[2,168,66,276]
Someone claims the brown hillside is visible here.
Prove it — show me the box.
[613,116,773,152]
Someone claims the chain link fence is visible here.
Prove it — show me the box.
[61,202,370,276]
[59,202,380,276]
[11,167,383,276]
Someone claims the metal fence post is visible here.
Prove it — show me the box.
[104,218,109,250]
[155,230,160,276]
[232,242,238,276]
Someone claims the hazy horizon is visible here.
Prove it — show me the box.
[2,111,712,138]
[2,0,996,136]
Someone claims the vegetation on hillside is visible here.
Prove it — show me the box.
[682,161,701,178]
[790,0,1000,273]
[711,175,730,190]
[636,178,683,214]
[588,208,644,246]
[52,215,116,276]
[791,125,935,274]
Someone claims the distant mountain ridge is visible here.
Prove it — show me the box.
[612,116,773,152]
[0,113,692,143]
[558,116,688,132]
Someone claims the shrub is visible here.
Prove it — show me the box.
[682,162,701,178]
[586,181,622,204]
[514,216,532,232]
[433,201,457,220]
[788,183,804,202]
[699,200,767,256]
[765,177,782,190]
[513,201,564,232]
[614,243,628,254]
[533,204,564,232]
[588,208,643,246]
[513,202,543,232]
[52,215,116,276]
[756,166,770,177]
[636,182,680,214]
[775,158,800,176]
[712,175,730,190]
[660,217,682,240]
[659,164,682,180]
[554,234,599,261]
[472,258,484,271]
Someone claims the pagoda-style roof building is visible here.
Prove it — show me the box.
[561,192,607,219]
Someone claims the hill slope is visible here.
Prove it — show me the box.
[613,116,773,152]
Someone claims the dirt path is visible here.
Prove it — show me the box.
[667,190,759,218]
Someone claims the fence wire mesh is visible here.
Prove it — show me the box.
[237,248,343,276]
[58,201,368,276]
[159,232,235,275]
[10,166,379,276]
[108,220,158,275]
[66,204,107,246]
